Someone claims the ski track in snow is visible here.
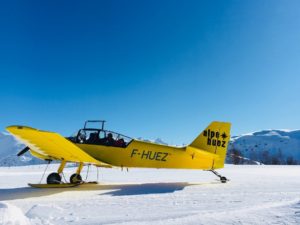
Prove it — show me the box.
[0,165,299,225]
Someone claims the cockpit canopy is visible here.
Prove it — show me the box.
[69,120,132,148]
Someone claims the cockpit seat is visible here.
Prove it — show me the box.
[87,132,99,144]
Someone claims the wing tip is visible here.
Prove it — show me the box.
[6,125,36,132]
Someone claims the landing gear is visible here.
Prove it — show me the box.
[46,160,66,184]
[70,173,82,184]
[210,170,228,183]
[70,162,84,184]
[30,161,90,187]
[47,172,61,184]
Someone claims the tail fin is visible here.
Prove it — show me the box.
[190,121,231,169]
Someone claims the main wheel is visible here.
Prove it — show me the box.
[70,173,82,184]
[47,172,61,184]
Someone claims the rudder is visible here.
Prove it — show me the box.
[190,121,231,169]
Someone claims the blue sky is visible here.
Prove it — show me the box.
[1,0,300,144]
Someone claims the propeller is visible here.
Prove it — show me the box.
[17,146,30,157]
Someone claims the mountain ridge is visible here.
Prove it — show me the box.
[227,129,300,165]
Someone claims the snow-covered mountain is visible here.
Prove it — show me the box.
[0,132,44,166]
[227,130,300,165]
[137,137,169,145]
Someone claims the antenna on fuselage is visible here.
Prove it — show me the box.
[84,120,106,130]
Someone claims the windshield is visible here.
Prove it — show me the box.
[73,129,132,148]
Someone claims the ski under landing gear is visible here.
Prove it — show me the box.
[209,170,228,183]
[28,183,80,188]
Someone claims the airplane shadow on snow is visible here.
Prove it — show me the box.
[98,182,190,196]
[0,181,219,201]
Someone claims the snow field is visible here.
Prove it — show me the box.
[0,165,299,225]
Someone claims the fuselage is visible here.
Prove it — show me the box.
[76,140,215,170]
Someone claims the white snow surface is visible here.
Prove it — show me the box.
[0,165,300,225]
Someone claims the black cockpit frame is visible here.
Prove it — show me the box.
[84,120,106,130]
[70,120,133,148]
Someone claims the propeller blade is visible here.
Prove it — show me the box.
[17,146,30,157]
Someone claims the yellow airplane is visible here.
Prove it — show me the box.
[6,120,231,186]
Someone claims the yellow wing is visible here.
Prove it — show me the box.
[6,125,111,167]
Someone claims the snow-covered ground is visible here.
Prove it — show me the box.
[0,165,299,225]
